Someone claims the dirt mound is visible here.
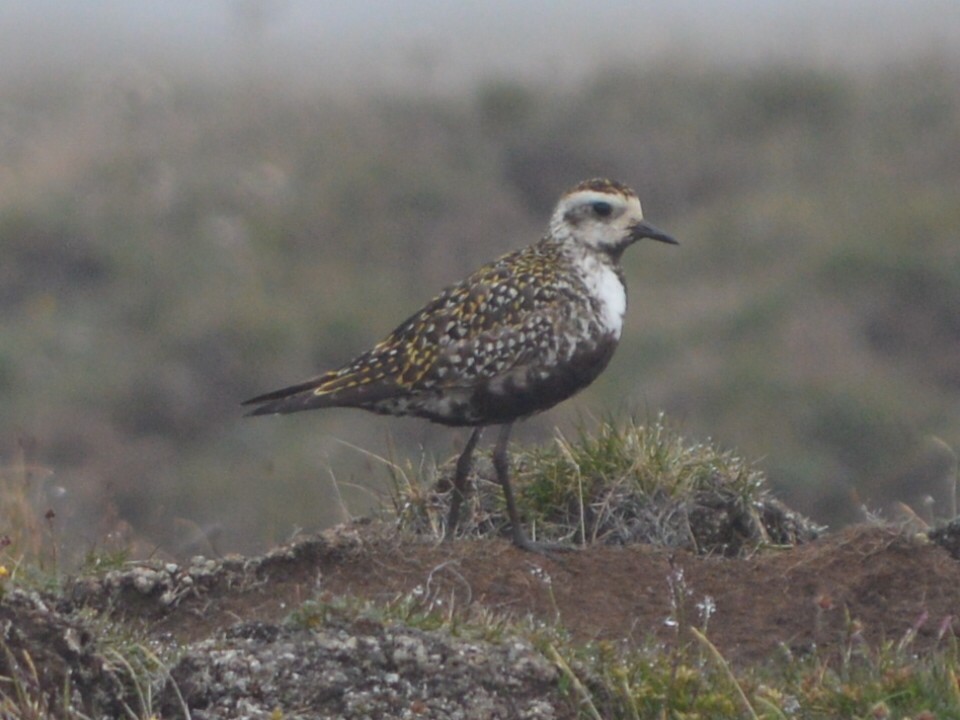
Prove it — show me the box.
[72,522,958,664]
[4,522,960,716]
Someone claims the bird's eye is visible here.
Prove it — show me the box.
[591,201,613,217]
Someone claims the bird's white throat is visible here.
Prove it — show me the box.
[580,255,626,338]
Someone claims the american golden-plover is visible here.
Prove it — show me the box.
[244,178,676,551]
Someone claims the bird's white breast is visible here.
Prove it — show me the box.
[581,257,626,339]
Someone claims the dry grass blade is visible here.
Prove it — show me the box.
[690,627,760,720]
[546,644,604,720]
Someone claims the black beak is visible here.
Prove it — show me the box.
[630,220,678,245]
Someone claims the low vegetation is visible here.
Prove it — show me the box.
[1,419,958,717]
[392,413,821,552]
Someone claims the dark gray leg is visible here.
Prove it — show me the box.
[494,423,574,553]
[492,423,534,549]
[445,427,483,541]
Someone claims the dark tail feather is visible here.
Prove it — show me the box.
[242,377,329,407]
[243,375,404,416]
[242,375,338,416]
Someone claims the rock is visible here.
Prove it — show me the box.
[160,619,561,719]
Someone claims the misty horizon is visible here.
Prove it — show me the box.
[3,0,958,92]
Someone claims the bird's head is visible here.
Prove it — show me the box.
[549,178,677,260]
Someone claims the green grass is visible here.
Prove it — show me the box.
[390,414,820,552]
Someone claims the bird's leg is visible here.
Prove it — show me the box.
[494,423,574,554]
[492,423,527,547]
[445,427,483,541]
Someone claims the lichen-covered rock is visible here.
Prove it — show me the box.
[161,618,561,720]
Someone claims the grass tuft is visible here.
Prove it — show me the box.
[393,414,822,553]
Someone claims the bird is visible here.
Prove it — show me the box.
[243,178,677,552]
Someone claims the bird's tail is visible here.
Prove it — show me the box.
[242,374,338,416]
[242,369,404,416]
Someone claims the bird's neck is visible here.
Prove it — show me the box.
[543,234,624,273]
[538,239,628,339]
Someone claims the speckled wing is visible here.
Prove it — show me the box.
[383,247,569,385]
[242,243,570,416]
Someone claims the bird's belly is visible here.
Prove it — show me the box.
[366,388,477,426]
[482,339,618,421]
[386,334,620,427]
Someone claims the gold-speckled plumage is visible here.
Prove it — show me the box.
[245,178,677,550]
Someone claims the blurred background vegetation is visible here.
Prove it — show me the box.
[1,2,958,561]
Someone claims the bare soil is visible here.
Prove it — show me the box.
[92,521,960,665]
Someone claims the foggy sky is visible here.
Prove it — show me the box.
[3,1,958,91]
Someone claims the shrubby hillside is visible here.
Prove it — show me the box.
[1,57,958,558]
